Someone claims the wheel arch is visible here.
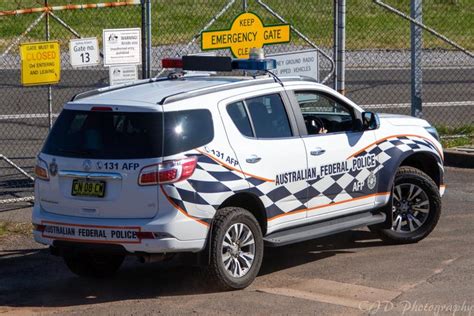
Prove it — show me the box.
[218,192,268,235]
[399,151,442,187]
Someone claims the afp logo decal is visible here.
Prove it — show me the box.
[367,172,377,190]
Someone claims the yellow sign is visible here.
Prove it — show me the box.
[201,12,290,58]
[20,41,60,86]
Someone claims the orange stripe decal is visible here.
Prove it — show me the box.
[268,192,391,221]
[196,149,274,182]
[160,186,210,227]
[347,134,443,160]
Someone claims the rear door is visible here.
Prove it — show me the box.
[219,91,308,231]
[36,108,162,219]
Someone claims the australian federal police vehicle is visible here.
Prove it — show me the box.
[33,54,445,290]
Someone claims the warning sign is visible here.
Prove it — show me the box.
[103,28,141,66]
[269,50,319,81]
[20,41,60,86]
[201,12,290,58]
[109,65,138,86]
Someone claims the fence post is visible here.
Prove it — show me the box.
[141,0,151,79]
[333,0,338,90]
[336,0,346,95]
[410,0,423,117]
[45,0,53,129]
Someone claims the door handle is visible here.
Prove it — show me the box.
[246,155,262,164]
[310,148,326,156]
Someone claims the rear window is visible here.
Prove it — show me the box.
[42,109,213,159]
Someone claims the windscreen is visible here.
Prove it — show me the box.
[42,109,213,159]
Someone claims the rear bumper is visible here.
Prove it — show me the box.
[32,203,208,254]
[33,230,205,254]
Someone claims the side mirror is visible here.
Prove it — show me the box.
[362,112,380,131]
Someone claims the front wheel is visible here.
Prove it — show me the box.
[374,166,441,244]
[205,207,264,290]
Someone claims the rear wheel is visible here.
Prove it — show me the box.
[374,166,441,244]
[63,252,124,278]
[205,207,263,290]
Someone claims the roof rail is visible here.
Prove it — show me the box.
[70,77,170,101]
[158,76,314,105]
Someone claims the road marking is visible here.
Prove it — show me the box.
[362,101,473,109]
[0,113,59,120]
[258,278,401,310]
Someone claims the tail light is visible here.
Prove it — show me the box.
[33,224,46,232]
[34,159,49,181]
[138,156,197,186]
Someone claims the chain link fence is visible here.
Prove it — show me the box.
[344,0,473,127]
[0,0,473,208]
[0,0,142,209]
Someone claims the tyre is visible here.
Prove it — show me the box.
[63,251,124,278]
[374,166,441,244]
[205,207,264,290]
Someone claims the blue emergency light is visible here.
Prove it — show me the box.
[231,58,276,71]
[161,55,277,72]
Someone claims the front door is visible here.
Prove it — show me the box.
[290,90,379,219]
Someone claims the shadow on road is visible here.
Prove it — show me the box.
[0,229,387,308]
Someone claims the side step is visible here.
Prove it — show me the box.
[263,211,386,247]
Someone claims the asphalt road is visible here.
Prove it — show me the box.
[0,167,473,315]
[346,68,474,126]
[0,67,472,116]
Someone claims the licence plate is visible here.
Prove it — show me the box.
[71,179,106,197]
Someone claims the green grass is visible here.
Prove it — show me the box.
[436,124,474,148]
[1,0,472,50]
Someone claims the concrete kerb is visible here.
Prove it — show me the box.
[444,146,474,169]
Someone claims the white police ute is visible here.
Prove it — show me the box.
[33,55,445,289]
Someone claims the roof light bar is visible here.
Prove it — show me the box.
[161,56,276,72]
[161,58,183,69]
[231,58,276,71]
[183,56,232,71]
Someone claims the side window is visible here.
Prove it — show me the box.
[163,109,214,156]
[247,94,292,138]
[227,101,253,137]
[295,91,355,135]
[227,93,293,139]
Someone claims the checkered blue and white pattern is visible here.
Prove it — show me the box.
[162,136,443,222]
[353,135,443,192]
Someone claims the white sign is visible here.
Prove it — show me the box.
[103,28,141,66]
[269,50,319,81]
[69,37,99,68]
[109,65,138,86]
